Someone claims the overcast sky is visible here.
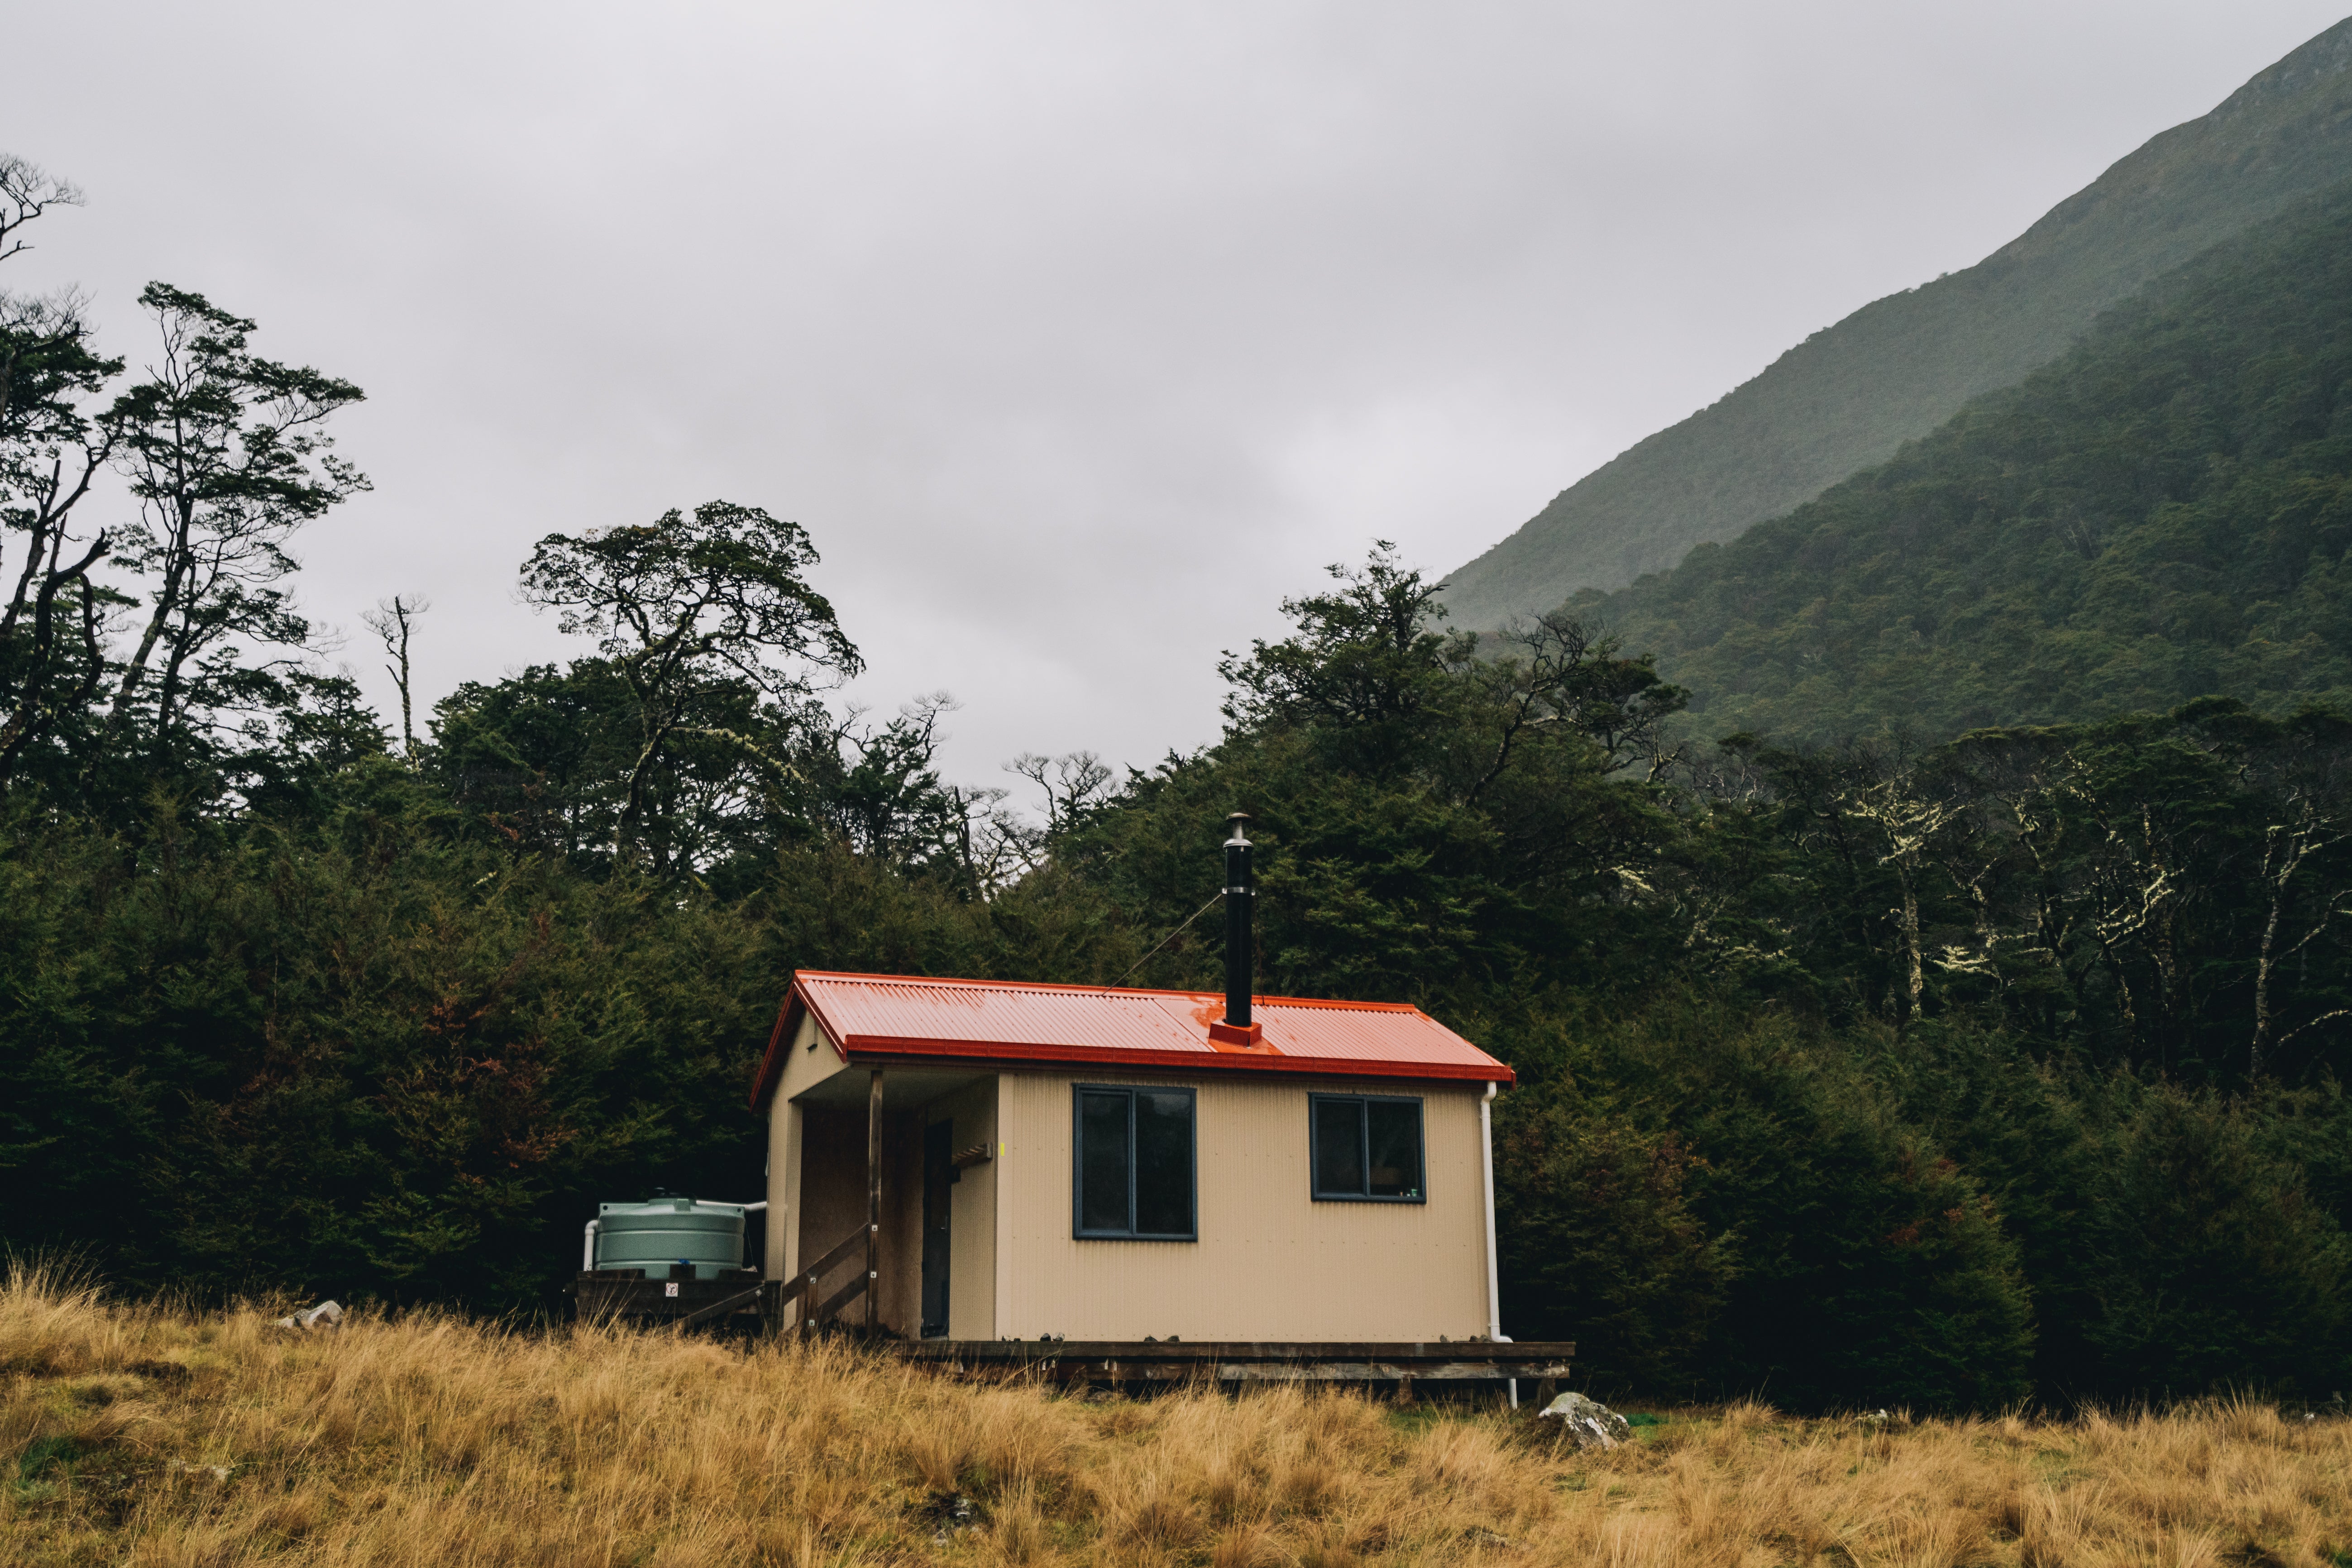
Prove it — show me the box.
[9,1,2349,802]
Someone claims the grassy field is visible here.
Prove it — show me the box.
[5,1267,2351,1567]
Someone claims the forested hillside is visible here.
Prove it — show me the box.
[10,148,2352,1414]
[1589,175,2352,743]
[1440,16,2352,628]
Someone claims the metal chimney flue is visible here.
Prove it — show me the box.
[1222,813,1253,1029]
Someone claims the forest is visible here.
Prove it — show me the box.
[9,149,2352,1416]
[1596,177,2352,745]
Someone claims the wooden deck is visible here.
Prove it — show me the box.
[571,1274,1571,1400]
[573,1268,768,1326]
[889,1339,1575,1389]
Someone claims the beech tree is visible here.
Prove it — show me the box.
[0,154,118,782]
[519,500,861,868]
[99,283,367,766]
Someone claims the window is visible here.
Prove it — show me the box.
[1072,1085,1196,1240]
[1310,1095,1425,1202]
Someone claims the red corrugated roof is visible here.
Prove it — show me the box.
[749,970,1512,1108]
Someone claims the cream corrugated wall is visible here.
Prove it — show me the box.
[764,1010,851,1281]
[995,1069,1492,1342]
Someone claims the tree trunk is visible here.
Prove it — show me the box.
[1,473,59,639]
[106,535,188,727]
[152,630,193,757]
[2251,827,2295,1079]
[1897,868,1924,1020]
[0,535,108,779]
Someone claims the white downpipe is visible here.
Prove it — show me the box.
[737,1202,768,1274]
[1480,1080,1515,1410]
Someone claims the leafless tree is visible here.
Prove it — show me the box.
[948,782,1037,894]
[2247,793,2352,1077]
[1841,773,1965,1018]
[2231,727,2352,1076]
[362,593,429,761]
[1007,750,1114,834]
[0,155,81,268]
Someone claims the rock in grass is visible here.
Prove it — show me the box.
[1537,1392,1632,1450]
[271,1300,344,1332]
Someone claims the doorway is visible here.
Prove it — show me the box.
[920,1120,953,1337]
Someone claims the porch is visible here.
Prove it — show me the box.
[770,1063,992,1339]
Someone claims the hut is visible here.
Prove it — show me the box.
[748,817,1522,1348]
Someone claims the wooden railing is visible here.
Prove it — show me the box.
[682,1067,890,1335]
[672,1221,876,1333]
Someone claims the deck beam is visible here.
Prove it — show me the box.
[889,1339,1574,1388]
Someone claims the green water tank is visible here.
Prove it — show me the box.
[593,1198,747,1280]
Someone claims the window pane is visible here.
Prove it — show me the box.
[1366,1100,1422,1199]
[1133,1091,1194,1235]
[1079,1091,1130,1232]
[1314,1097,1365,1196]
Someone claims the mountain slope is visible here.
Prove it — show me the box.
[1584,177,2352,745]
[1439,17,2352,631]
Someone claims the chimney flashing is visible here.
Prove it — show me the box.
[1206,1018,1272,1051]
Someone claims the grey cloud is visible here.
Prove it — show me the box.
[8,0,2345,793]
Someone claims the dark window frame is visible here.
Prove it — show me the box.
[1309,1093,1427,1203]
[1071,1083,1198,1241]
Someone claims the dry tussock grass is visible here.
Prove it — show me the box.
[5,1265,2352,1566]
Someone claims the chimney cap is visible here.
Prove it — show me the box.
[1225,811,1252,843]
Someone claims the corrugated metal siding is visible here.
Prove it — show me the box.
[766,1091,796,1280]
[765,1010,844,1279]
[995,1068,1492,1341]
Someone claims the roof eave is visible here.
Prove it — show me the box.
[747,983,854,1111]
[837,1035,1514,1086]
